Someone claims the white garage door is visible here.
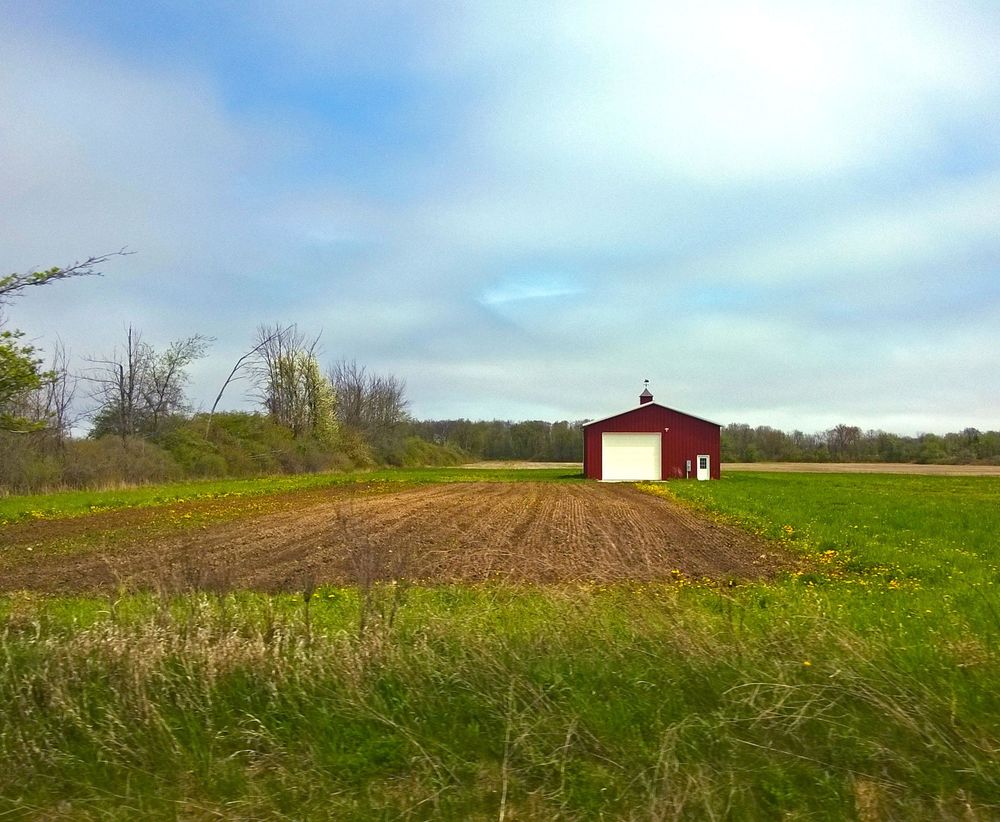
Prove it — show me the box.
[601,432,661,481]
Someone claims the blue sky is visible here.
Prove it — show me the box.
[2,0,999,433]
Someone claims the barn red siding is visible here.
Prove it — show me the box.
[583,404,721,480]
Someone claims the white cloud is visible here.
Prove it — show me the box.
[1,31,262,272]
[450,1,1000,182]
[684,171,1000,288]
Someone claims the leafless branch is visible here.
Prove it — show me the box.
[205,325,292,436]
[0,248,132,302]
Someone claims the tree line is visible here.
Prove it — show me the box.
[721,423,1000,464]
[408,419,585,462]
[401,420,1000,465]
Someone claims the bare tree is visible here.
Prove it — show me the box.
[826,424,863,461]
[0,340,76,437]
[142,335,211,432]
[25,341,78,444]
[86,326,209,444]
[328,359,408,450]
[205,325,290,436]
[251,324,336,440]
[46,342,78,442]
[87,326,150,446]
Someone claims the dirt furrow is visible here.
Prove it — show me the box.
[0,482,793,593]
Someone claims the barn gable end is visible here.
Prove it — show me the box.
[582,395,721,481]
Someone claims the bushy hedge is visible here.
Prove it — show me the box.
[155,413,374,477]
[0,436,184,493]
[0,413,464,494]
[382,435,467,468]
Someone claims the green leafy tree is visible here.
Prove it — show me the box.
[0,330,44,430]
[0,251,126,431]
[917,433,947,464]
[300,354,338,446]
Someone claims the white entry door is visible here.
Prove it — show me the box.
[601,433,661,481]
[696,454,710,481]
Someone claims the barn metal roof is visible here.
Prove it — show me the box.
[581,402,722,429]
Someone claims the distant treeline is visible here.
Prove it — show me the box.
[407,420,585,462]
[722,423,1000,464]
[406,419,1000,466]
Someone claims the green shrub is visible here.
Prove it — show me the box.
[62,438,183,488]
[0,434,62,492]
[383,435,466,468]
[1,410,462,494]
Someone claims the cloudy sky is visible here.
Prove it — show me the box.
[3,1,999,434]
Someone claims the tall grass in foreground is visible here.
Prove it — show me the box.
[1,582,997,820]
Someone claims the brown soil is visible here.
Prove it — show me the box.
[0,483,391,549]
[0,483,789,594]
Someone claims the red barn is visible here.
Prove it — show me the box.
[583,388,721,481]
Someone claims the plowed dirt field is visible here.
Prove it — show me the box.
[1,483,790,593]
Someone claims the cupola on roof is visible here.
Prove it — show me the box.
[639,379,654,405]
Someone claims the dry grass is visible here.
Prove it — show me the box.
[2,588,997,820]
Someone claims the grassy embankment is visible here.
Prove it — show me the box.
[1,471,998,819]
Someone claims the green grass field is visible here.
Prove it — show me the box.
[0,466,582,525]
[1,470,997,819]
